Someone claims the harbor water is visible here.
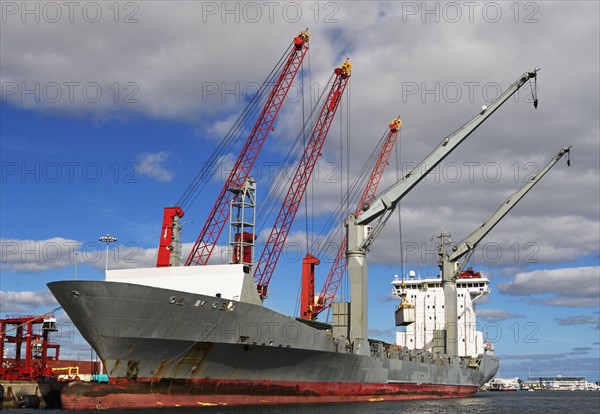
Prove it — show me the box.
[1,391,598,413]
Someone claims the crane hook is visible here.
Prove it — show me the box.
[530,76,538,109]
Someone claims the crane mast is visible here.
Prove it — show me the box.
[157,206,185,267]
[439,145,571,355]
[254,61,352,299]
[345,68,540,355]
[156,32,310,268]
[301,118,402,320]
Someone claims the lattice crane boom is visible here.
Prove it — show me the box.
[302,118,402,320]
[254,61,352,299]
[179,32,310,267]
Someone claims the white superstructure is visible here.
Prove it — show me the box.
[392,269,491,357]
[106,264,262,305]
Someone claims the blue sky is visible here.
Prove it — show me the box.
[1,1,599,382]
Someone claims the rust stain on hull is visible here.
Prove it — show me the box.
[61,378,478,410]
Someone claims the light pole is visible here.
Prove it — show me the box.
[74,252,78,280]
[99,234,117,272]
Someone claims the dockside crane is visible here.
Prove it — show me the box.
[254,61,353,299]
[300,118,403,320]
[156,31,311,268]
[344,69,540,355]
[437,145,571,355]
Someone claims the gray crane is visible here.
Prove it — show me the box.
[345,68,540,356]
[438,145,571,355]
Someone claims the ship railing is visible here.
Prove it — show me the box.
[433,354,446,365]
[386,345,401,360]
[369,341,385,358]
[333,336,353,354]
[363,341,483,369]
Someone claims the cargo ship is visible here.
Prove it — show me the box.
[48,263,498,409]
[47,34,545,409]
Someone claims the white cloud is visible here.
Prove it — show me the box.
[0,290,59,313]
[497,353,600,380]
[500,353,567,361]
[366,209,599,269]
[0,3,345,120]
[498,266,600,307]
[97,243,158,270]
[137,151,175,182]
[477,309,525,322]
[1,237,80,272]
[1,2,599,350]
[107,242,232,269]
[0,237,163,273]
[556,316,600,330]
[2,6,597,217]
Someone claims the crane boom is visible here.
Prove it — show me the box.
[354,119,403,216]
[357,69,540,235]
[439,145,571,356]
[344,68,540,356]
[305,119,402,320]
[254,61,352,299]
[449,145,572,264]
[182,32,310,267]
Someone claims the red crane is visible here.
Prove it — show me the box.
[300,118,402,320]
[254,61,352,299]
[0,314,60,381]
[156,31,310,267]
[156,206,185,268]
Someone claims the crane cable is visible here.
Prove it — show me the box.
[177,78,265,209]
[308,126,392,256]
[339,76,344,293]
[177,42,295,211]
[179,46,288,209]
[302,52,309,255]
[395,127,405,279]
[343,75,352,304]
[254,72,335,232]
[295,49,310,318]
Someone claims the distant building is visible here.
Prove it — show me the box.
[531,375,594,390]
[486,377,520,391]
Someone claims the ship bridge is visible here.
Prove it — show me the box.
[391,270,491,358]
[392,270,491,299]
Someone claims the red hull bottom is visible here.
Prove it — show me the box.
[61,378,478,410]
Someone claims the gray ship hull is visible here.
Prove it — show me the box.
[48,280,498,409]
